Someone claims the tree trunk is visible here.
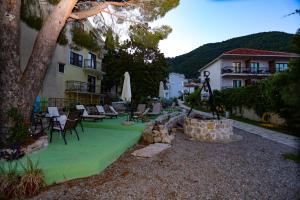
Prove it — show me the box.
[20,0,77,120]
[0,0,22,144]
[0,0,77,145]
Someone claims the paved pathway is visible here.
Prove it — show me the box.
[232,120,300,150]
[178,102,300,150]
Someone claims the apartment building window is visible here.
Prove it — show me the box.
[233,62,241,73]
[70,51,83,67]
[233,80,242,88]
[275,63,288,72]
[58,63,65,73]
[250,62,259,73]
[88,75,96,93]
[86,52,97,69]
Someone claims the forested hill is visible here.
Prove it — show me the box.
[167,31,295,78]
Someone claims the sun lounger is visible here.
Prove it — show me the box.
[133,108,150,122]
[76,105,105,121]
[109,105,119,116]
[96,105,118,118]
[148,103,162,116]
[134,104,146,115]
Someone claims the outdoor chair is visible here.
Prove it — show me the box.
[76,105,105,121]
[49,112,79,145]
[133,108,150,122]
[30,112,44,134]
[47,107,67,129]
[96,105,118,118]
[148,103,162,116]
[134,104,146,115]
[69,109,84,132]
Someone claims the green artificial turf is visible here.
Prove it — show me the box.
[4,116,145,185]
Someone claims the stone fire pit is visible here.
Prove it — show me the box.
[183,116,235,142]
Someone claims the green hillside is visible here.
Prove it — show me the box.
[167,31,296,78]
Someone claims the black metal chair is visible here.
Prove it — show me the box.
[76,109,84,132]
[49,112,79,145]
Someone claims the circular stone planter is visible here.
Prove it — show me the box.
[183,117,234,142]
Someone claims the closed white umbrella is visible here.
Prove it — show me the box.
[121,72,132,102]
[159,81,164,98]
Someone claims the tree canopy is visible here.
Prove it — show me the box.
[102,34,169,104]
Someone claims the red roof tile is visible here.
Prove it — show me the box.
[223,48,299,57]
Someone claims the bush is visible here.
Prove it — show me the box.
[283,153,300,163]
[57,28,68,46]
[7,107,30,147]
[0,158,45,199]
[0,162,21,199]
[71,27,100,52]
[19,157,45,197]
[160,98,176,108]
[20,1,43,31]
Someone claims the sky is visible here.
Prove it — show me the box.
[151,0,300,58]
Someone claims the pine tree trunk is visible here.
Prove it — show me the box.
[20,0,77,120]
[0,0,22,144]
[0,0,77,145]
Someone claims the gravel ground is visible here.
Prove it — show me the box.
[32,128,300,200]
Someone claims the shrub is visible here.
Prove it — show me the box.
[0,162,21,199]
[71,27,100,52]
[0,158,45,199]
[19,157,45,197]
[282,153,300,163]
[57,28,68,46]
[7,107,30,147]
[20,1,43,31]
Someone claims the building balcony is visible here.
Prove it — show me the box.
[221,66,271,77]
[83,59,103,75]
[65,80,101,95]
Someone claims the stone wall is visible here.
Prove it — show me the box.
[24,135,49,154]
[183,117,233,142]
[141,112,186,144]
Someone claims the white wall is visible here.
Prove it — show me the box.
[199,60,221,90]
[20,22,68,98]
[167,73,186,98]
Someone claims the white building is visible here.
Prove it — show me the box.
[198,48,299,91]
[164,73,196,99]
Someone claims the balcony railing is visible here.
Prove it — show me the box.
[65,80,101,94]
[221,67,270,75]
[83,59,101,71]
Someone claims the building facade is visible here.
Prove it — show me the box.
[164,73,196,99]
[20,19,105,107]
[198,48,299,91]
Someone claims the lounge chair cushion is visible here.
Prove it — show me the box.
[109,106,118,115]
[76,105,89,116]
[96,105,105,114]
